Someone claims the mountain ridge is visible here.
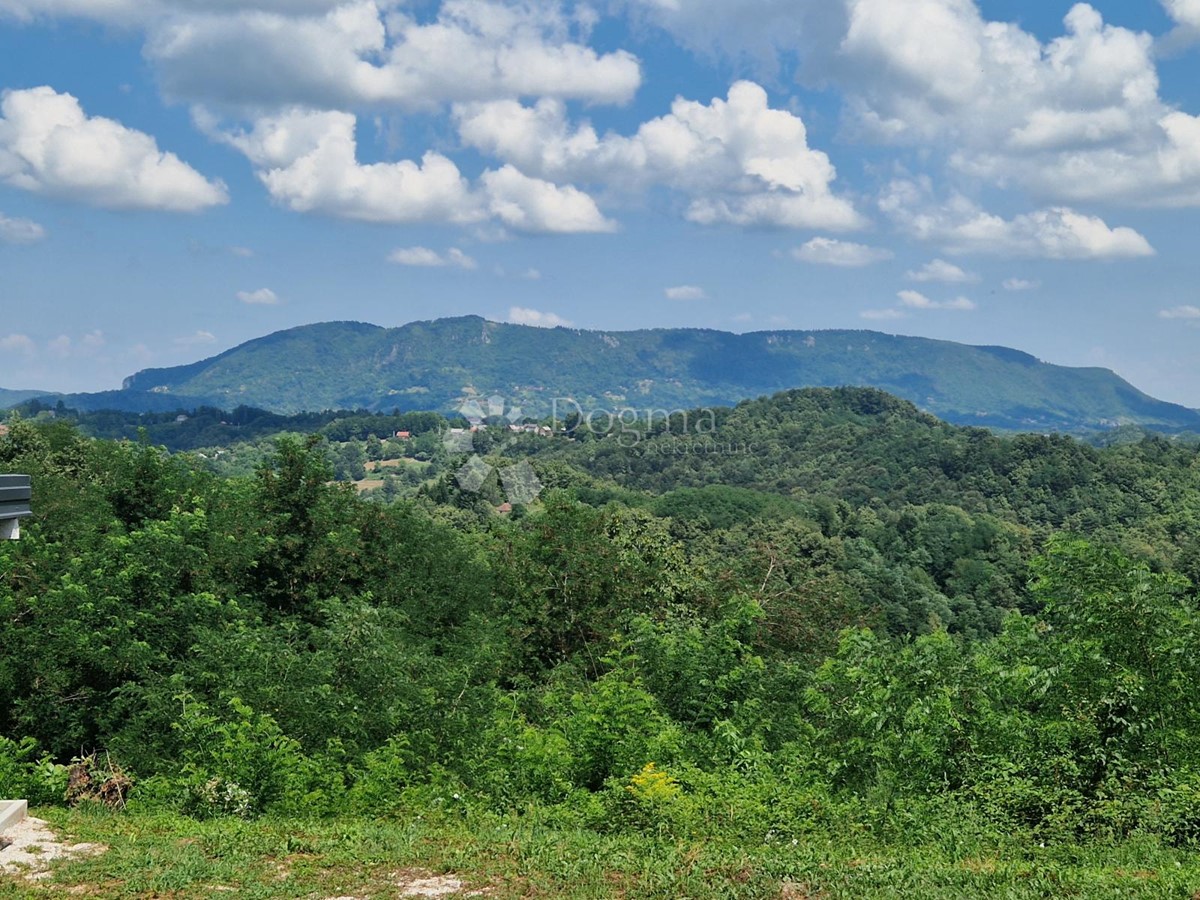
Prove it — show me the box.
[7,316,1199,433]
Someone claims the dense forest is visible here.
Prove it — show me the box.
[4,388,1200,895]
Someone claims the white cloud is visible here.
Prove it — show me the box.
[1003,277,1040,291]
[881,178,1154,260]
[0,211,45,243]
[0,86,227,211]
[46,329,104,358]
[906,258,977,283]
[664,284,707,300]
[835,2,1159,147]
[507,306,571,327]
[835,2,1200,208]
[791,237,892,266]
[217,108,610,233]
[632,1,1200,209]
[520,267,541,280]
[220,108,481,225]
[859,308,907,320]
[147,0,640,110]
[174,330,217,346]
[456,80,864,231]
[897,290,933,309]
[229,245,253,257]
[897,289,976,311]
[0,333,35,355]
[388,246,477,268]
[0,0,145,25]
[481,165,615,234]
[1164,0,1200,27]
[236,287,280,304]
[1159,305,1200,319]
[953,207,1154,260]
[1161,0,1200,48]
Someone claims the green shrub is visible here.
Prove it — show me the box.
[0,736,68,806]
[465,705,575,808]
[173,696,319,818]
[557,673,685,791]
[346,735,414,814]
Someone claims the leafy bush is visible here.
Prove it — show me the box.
[0,736,68,806]
[173,696,323,818]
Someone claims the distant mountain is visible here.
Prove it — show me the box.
[0,388,52,409]
[19,316,1200,433]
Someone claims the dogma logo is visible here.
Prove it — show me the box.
[443,394,544,504]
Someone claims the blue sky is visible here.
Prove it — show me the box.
[2,0,1200,405]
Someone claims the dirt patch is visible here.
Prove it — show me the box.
[320,870,491,900]
[393,868,490,897]
[0,816,106,880]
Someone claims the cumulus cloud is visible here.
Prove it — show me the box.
[1159,305,1200,319]
[215,108,611,233]
[456,80,864,230]
[0,211,45,243]
[0,86,227,211]
[880,178,1154,260]
[388,246,477,268]
[236,287,280,304]
[219,108,481,224]
[1003,277,1040,291]
[0,333,35,355]
[1163,0,1200,28]
[482,165,615,233]
[145,0,640,110]
[951,207,1153,259]
[837,2,1200,208]
[507,306,571,327]
[906,258,977,283]
[897,289,976,311]
[664,284,707,300]
[630,1,1200,209]
[791,237,892,266]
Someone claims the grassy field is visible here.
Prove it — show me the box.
[4,808,1200,898]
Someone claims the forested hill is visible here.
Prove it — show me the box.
[9,386,1200,892]
[543,387,1200,552]
[28,316,1199,432]
[0,388,51,408]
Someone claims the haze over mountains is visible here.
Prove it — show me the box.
[5,316,1199,433]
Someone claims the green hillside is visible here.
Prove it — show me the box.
[22,316,1200,432]
[8,390,1200,895]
